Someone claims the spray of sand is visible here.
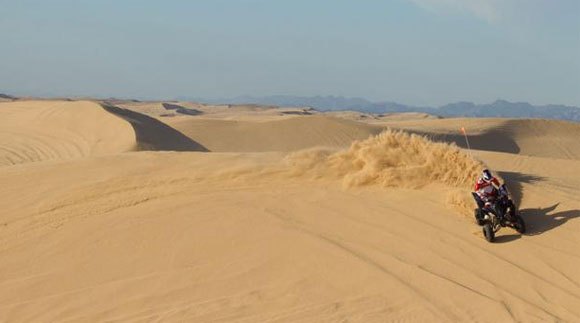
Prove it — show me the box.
[286,130,483,188]
[285,130,485,215]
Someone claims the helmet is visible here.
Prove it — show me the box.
[482,169,492,181]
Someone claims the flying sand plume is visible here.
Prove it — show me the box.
[286,129,484,190]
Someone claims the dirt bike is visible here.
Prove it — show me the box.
[473,184,526,242]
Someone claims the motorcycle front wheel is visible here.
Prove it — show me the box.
[483,223,495,242]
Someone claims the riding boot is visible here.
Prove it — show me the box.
[474,208,484,226]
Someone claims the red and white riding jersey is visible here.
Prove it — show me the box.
[474,177,500,201]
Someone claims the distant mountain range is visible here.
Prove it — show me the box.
[193,95,580,122]
[0,93,17,100]
[4,92,580,122]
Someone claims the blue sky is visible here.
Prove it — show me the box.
[1,0,579,106]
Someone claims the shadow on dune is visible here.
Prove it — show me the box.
[162,103,203,116]
[281,110,313,116]
[101,103,209,152]
[497,171,545,206]
[494,234,521,243]
[520,204,580,236]
[399,125,520,155]
[493,172,580,236]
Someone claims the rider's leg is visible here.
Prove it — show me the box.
[472,193,485,224]
[472,192,485,209]
[492,202,504,222]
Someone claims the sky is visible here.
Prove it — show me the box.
[1,0,579,106]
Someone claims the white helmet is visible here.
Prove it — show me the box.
[482,169,493,181]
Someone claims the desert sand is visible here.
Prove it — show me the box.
[1,100,579,322]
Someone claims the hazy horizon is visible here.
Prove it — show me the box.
[3,92,580,110]
[2,0,579,106]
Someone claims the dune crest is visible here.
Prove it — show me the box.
[0,101,209,166]
[384,118,580,160]
[0,101,136,166]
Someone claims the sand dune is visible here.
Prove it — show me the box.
[327,111,440,122]
[101,103,208,152]
[383,118,580,160]
[0,101,207,166]
[155,106,580,159]
[1,100,579,322]
[115,100,309,120]
[0,101,135,166]
[166,115,383,152]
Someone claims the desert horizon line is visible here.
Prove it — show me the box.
[2,92,579,110]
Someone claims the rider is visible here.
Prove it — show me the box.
[473,169,502,224]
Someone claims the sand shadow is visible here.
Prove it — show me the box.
[496,171,545,206]
[489,172,578,236]
[101,103,209,152]
[494,234,521,243]
[399,125,520,155]
[162,103,203,116]
[520,204,580,236]
[281,110,313,116]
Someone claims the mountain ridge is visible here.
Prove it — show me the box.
[189,95,580,122]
